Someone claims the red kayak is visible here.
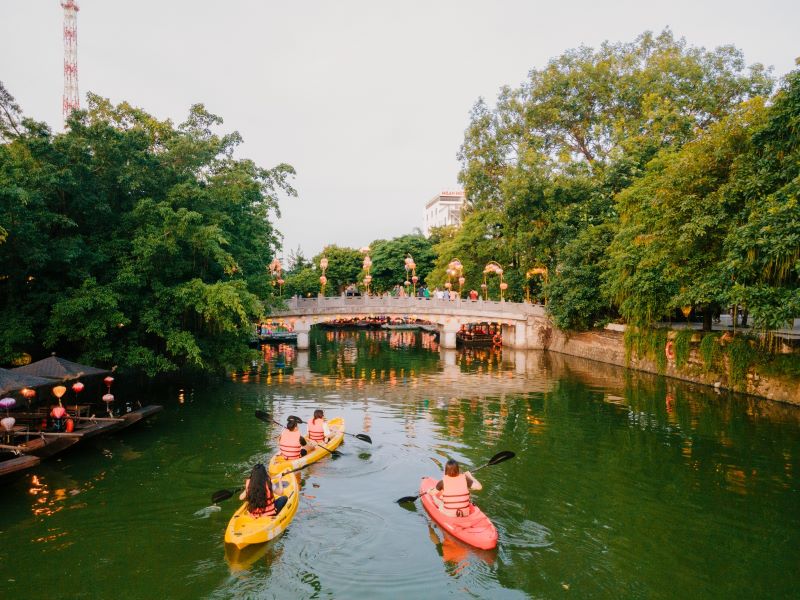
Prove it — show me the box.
[419,477,498,550]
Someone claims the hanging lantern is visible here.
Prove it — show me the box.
[72,381,85,394]
[52,386,67,406]
[103,393,114,404]
[681,305,692,318]
[277,278,284,286]
[21,388,36,400]
[480,283,488,289]
[364,275,372,284]
[458,277,465,286]
[405,280,412,287]
[320,257,329,270]
[411,275,418,284]
[0,397,15,411]
[500,282,508,290]
[51,406,67,419]
[1,416,15,432]
[320,275,327,285]
[444,282,452,289]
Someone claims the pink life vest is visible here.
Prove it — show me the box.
[442,473,471,512]
[279,428,302,459]
[308,418,326,442]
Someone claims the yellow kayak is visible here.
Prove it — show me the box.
[224,470,299,549]
[268,417,345,477]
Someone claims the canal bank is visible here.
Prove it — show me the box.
[532,321,800,405]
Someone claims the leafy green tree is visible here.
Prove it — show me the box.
[603,99,767,329]
[312,245,361,295]
[0,92,295,375]
[368,234,435,292]
[724,68,800,332]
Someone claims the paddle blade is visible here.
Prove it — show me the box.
[355,433,372,444]
[488,450,515,465]
[211,489,234,504]
[396,494,419,504]
[254,410,270,424]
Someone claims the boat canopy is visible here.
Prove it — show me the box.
[11,355,111,381]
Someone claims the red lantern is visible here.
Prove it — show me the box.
[103,376,114,387]
[21,388,36,400]
[72,381,85,393]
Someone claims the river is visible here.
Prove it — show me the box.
[1,329,799,599]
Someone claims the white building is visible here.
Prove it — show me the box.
[423,190,465,236]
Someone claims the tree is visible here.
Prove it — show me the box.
[313,245,361,295]
[724,67,800,332]
[0,92,295,375]
[368,234,436,292]
[603,99,768,329]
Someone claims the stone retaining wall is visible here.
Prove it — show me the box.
[534,322,800,406]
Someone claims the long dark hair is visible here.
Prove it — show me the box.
[312,409,324,424]
[246,463,272,510]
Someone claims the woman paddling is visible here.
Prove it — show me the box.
[239,463,288,518]
[427,459,483,517]
[278,417,308,459]
[306,409,331,444]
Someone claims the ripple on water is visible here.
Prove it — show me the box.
[278,505,443,593]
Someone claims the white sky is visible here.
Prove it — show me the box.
[1,1,798,259]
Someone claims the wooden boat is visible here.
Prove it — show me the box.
[456,331,496,347]
[268,417,344,476]
[0,452,40,480]
[224,470,300,549]
[258,331,298,343]
[381,322,420,330]
[5,404,163,461]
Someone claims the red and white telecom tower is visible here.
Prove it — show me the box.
[61,0,80,122]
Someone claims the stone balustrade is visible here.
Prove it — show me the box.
[270,295,548,350]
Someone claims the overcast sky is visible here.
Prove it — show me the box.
[2,1,798,259]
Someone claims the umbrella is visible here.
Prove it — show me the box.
[0,368,53,396]
[11,355,110,381]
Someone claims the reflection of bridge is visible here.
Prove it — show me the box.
[271,296,549,350]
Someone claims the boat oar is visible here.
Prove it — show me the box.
[288,414,372,444]
[253,410,341,457]
[210,464,307,504]
[395,450,516,504]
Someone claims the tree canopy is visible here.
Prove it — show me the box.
[0,90,295,375]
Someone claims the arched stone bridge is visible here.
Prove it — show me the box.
[270,296,550,350]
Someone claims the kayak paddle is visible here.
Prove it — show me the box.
[288,413,372,444]
[210,464,307,504]
[395,450,515,504]
[254,410,341,457]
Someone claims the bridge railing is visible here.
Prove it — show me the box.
[277,295,546,317]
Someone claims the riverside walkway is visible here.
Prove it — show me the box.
[271,295,548,349]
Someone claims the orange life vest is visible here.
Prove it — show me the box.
[442,473,471,512]
[308,418,326,442]
[279,428,302,459]
[249,483,276,517]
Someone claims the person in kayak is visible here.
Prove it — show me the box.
[279,417,308,459]
[238,463,288,518]
[306,409,331,444]
[428,459,483,517]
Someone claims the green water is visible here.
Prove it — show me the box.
[1,329,799,599]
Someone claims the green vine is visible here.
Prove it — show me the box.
[624,327,638,365]
[673,329,694,371]
[726,336,757,392]
[650,329,668,373]
[699,333,722,373]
